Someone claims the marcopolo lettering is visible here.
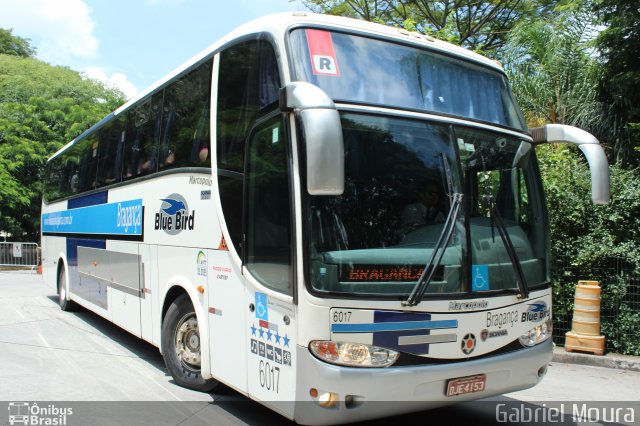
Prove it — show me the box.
[449,300,489,311]
[155,194,195,235]
[189,175,212,186]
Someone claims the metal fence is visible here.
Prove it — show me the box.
[551,256,640,356]
[0,242,40,270]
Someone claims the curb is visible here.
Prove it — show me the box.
[552,346,640,372]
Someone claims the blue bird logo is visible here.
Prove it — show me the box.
[160,198,186,215]
[528,302,546,312]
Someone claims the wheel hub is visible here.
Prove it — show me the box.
[175,314,201,369]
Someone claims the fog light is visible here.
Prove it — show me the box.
[317,391,338,408]
[538,365,548,378]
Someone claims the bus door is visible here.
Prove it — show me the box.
[212,38,297,412]
[242,115,297,416]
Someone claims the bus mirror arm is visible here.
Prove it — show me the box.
[280,82,345,196]
[530,124,610,205]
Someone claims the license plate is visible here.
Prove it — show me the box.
[446,374,486,397]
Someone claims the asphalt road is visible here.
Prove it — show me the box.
[1,271,639,426]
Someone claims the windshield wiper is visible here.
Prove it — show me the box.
[485,194,530,299]
[403,192,463,307]
[478,156,529,299]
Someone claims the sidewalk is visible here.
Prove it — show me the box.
[552,345,640,372]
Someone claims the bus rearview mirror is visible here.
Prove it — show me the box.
[530,124,611,205]
[280,82,344,196]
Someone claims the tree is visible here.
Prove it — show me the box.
[301,0,546,54]
[0,47,125,241]
[499,4,602,130]
[0,28,36,58]
[594,0,640,165]
[539,144,640,354]
[499,3,640,354]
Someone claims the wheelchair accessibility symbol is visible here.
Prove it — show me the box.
[472,265,489,291]
[255,292,268,321]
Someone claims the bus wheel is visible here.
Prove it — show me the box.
[161,294,219,392]
[57,265,76,312]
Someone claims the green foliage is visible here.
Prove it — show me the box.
[0,28,36,58]
[501,0,639,164]
[0,49,125,241]
[301,0,545,55]
[500,4,603,131]
[540,145,640,354]
[540,145,640,270]
[593,0,640,165]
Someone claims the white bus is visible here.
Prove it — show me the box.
[41,12,610,425]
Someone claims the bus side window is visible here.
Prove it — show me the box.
[217,38,281,255]
[159,60,213,171]
[63,145,80,197]
[123,93,161,180]
[97,116,124,187]
[44,154,69,201]
[76,135,99,193]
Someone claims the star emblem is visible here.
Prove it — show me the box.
[274,332,281,344]
[259,327,265,339]
[266,329,273,341]
[283,334,290,347]
[250,324,257,336]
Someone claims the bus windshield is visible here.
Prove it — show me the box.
[307,113,548,298]
[289,29,526,131]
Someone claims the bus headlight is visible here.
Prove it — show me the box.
[309,341,399,367]
[519,318,553,347]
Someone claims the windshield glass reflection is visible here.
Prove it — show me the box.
[307,113,548,298]
[290,29,526,130]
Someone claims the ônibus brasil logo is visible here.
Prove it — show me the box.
[8,402,72,425]
[154,194,195,235]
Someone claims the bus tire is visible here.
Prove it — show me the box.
[57,265,76,312]
[161,294,219,392]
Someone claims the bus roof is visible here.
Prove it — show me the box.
[49,12,503,162]
[116,12,503,116]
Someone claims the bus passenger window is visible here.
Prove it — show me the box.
[159,60,213,171]
[76,135,99,192]
[97,116,124,187]
[60,146,80,198]
[123,93,162,180]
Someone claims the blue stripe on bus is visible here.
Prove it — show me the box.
[372,310,432,355]
[331,319,458,333]
[42,198,143,236]
[67,191,108,209]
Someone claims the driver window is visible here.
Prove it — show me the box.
[245,116,292,295]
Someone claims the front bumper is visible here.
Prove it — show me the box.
[294,339,552,425]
